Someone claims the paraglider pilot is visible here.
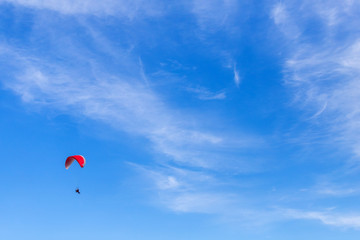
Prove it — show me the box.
[65,155,86,195]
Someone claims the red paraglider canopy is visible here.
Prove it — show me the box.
[65,155,86,169]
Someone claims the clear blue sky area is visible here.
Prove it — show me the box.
[1,1,360,239]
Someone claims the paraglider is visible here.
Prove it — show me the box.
[65,155,86,169]
[65,155,86,194]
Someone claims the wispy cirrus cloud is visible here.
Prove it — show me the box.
[0,41,271,229]
[132,163,227,214]
[0,10,266,218]
[233,64,240,87]
[2,43,259,170]
[1,39,274,229]
[284,35,360,158]
[284,209,360,229]
[186,86,226,100]
[188,0,243,89]
[191,0,238,31]
[271,0,360,158]
[7,0,360,231]
[0,0,165,18]
[131,162,281,228]
[271,2,300,39]
[269,0,360,229]
[0,3,280,229]
[316,187,357,197]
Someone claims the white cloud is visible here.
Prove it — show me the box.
[311,0,358,27]
[307,173,360,197]
[270,2,360,230]
[1,36,271,226]
[131,163,228,213]
[6,2,356,230]
[316,187,357,196]
[186,86,226,100]
[271,2,300,39]
[271,0,360,160]
[141,169,181,191]
[0,5,276,226]
[308,101,327,119]
[284,40,360,157]
[164,192,232,213]
[131,163,276,226]
[0,0,164,18]
[271,3,287,25]
[285,209,360,229]
[3,58,229,169]
[233,64,240,87]
[0,16,264,170]
[191,0,238,31]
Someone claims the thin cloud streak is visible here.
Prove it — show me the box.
[191,0,238,31]
[131,162,282,227]
[0,0,165,18]
[284,38,360,158]
[271,2,300,39]
[186,86,226,100]
[284,209,360,229]
[272,0,360,159]
[270,0,360,230]
[233,64,240,87]
[130,162,232,214]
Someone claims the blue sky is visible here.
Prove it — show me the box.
[1,0,360,239]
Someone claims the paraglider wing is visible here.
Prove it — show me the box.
[65,155,86,169]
